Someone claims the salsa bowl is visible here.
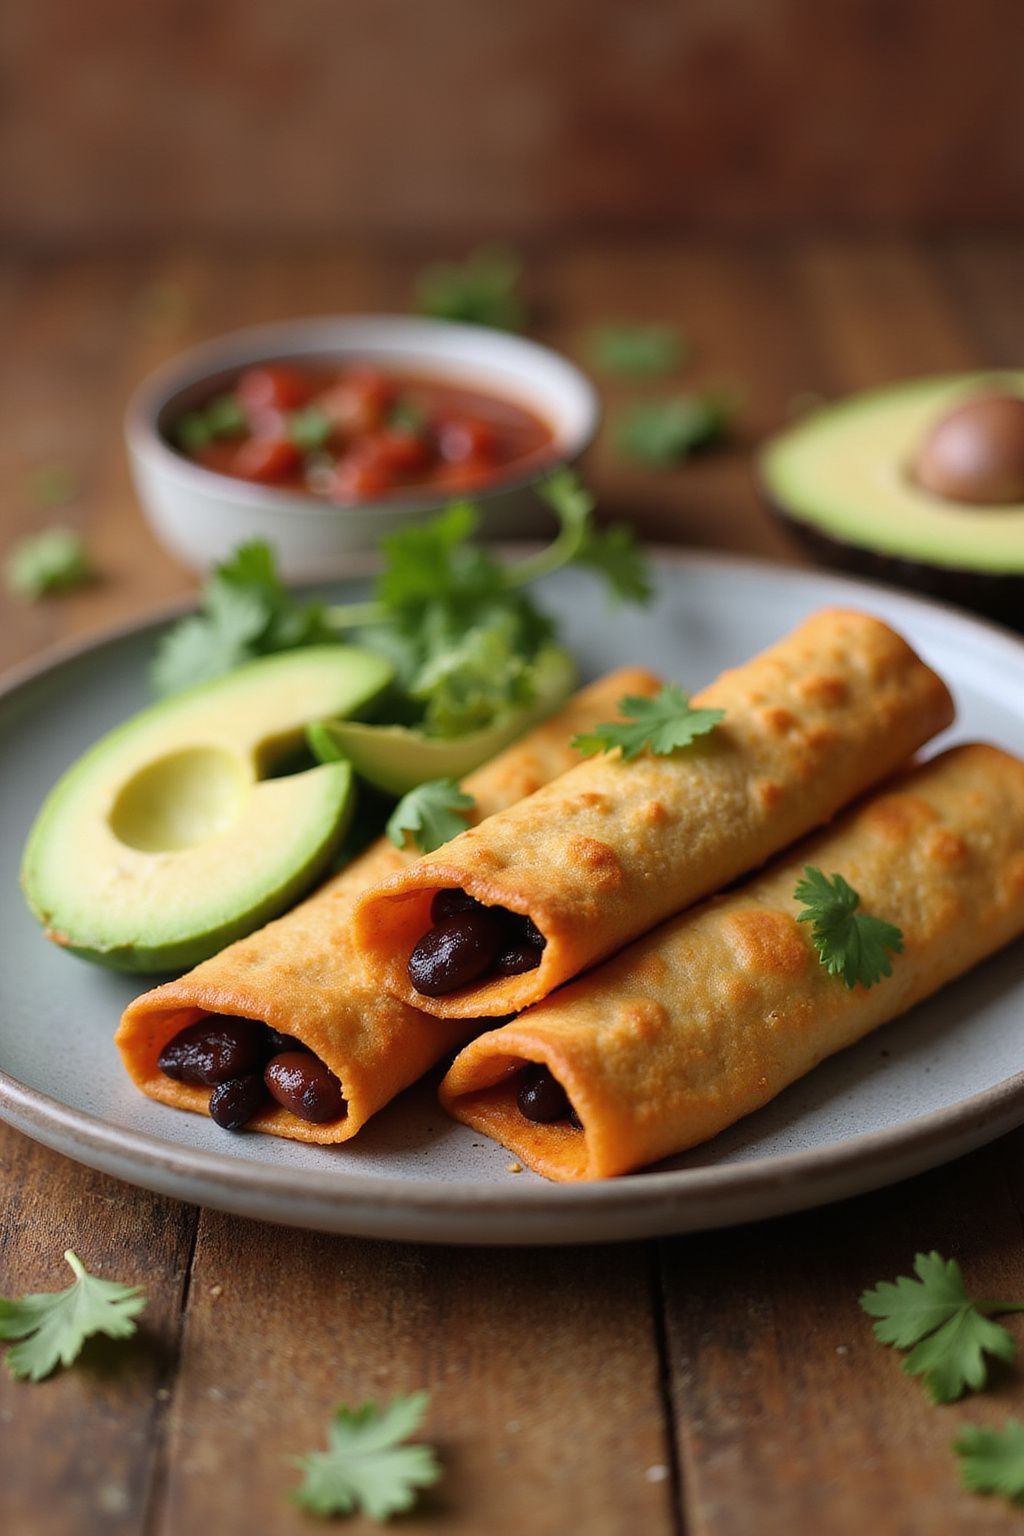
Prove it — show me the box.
[126,315,600,577]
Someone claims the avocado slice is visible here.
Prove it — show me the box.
[760,372,1024,626]
[306,646,577,796]
[22,645,392,973]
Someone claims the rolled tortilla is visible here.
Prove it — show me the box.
[116,668,661,1144]
[353,610,955,1018]
[439,744,1024,1180]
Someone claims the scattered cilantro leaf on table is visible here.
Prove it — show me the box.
[0,1250,146,1381]
[616,391,733,467]
[955,1421,1024,1503]
[794,867,903,990]
[860,1251,1024,1403]
[5,527,92,600]
[416,243,524,331]
[588,323,685,378]
[573,684,724,762]
[387,779,476,853]
[292,1391,441,1521]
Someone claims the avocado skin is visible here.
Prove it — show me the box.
[768,500,1024,632]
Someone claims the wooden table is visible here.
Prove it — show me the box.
[2,239,1023,1536]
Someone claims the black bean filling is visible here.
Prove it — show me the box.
[409,890,547,997]
[516,1064,582,1129]
[158,1014,346,1132]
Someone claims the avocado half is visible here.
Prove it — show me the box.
[760,372,1024,629]
[21,645,392,973]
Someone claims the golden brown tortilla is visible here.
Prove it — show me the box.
[115,668,661,1142]
[439,744,1024,1180]
[353,610,955,1018]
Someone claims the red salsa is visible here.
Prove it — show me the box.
[170,362,557,500]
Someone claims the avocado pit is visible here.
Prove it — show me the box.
[913,392,1024,506]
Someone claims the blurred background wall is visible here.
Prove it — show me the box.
[4,0,1024,249]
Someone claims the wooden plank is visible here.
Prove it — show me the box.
[0,1127,197,1536]
[661,1146,1024,1536]
[153,1214,675,1536]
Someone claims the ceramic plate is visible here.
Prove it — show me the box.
[2,553,1023,1245]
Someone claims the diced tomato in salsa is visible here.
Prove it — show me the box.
[172,362,555,501]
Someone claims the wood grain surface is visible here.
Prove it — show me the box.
[2,239,1024,1534]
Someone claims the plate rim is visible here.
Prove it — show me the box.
[3,547,1024,1229]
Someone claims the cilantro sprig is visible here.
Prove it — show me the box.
[588,323,685,378]
[860,1252,1024,1404]
[415,244,524,331]
[616,390,733,467]
[387,779,476,854]
[573,683,724,762]
[5,527,92,600]
[292,1391,441,1520]
[955,1421,1024,1503]
[0,1250,146,1381]
[794,867,903,990]
[151,471,650,740]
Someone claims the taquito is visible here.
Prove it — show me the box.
[353,610,954,1018]
[116,668,661,1144]
[439,744,1024,1180]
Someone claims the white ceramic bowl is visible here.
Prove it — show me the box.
[125,315,600,577]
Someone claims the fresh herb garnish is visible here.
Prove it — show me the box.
[616,391,733,467]
[292,1392,440,1521]
[152,472,650,740]
[288,407,333,452]
[588,323,685,378]
[388,400,426,434]
[955,1422,1024,1503]
[0,1250,146,1381]
[151,541,331,696]
[387,778,476,853]
[416,244,524,331]
[794,867,903,990]
[5,527,92,600]
[573,684,723,762]
[174,393,247,453]
[860,1252,1024,1404]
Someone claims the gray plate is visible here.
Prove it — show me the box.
[2,553,1023,1245]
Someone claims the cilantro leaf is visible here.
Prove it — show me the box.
[574,523,653,605]
[0,1250,146,1381]
[860,1251,1024,1403]
[288,408,333,452]
[387,778,476,853]
[956,1421,1024,1503]
[415,243,524,331]
[151,540,330,695]
[588,323,685,378]
[794,867,903,989]
[5,526,92,600]
[616,391,733,467]
[573,684,723,762]
[292,1391,440,1521]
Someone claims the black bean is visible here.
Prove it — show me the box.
[158,1016,268,1086]
[264,1052,346,1123]
[430,887,485,923]
[209,1074,269,1131]
[493,943,543,977]
[517,1064,572,1124]
[407,910,504,996]
[519,916,546,950]
[567,1106,583,1131]
[264,1027,307,1056]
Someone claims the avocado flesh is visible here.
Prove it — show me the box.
[761,372,1024,576]
[21,645,392,973]
[307,646,578,796]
